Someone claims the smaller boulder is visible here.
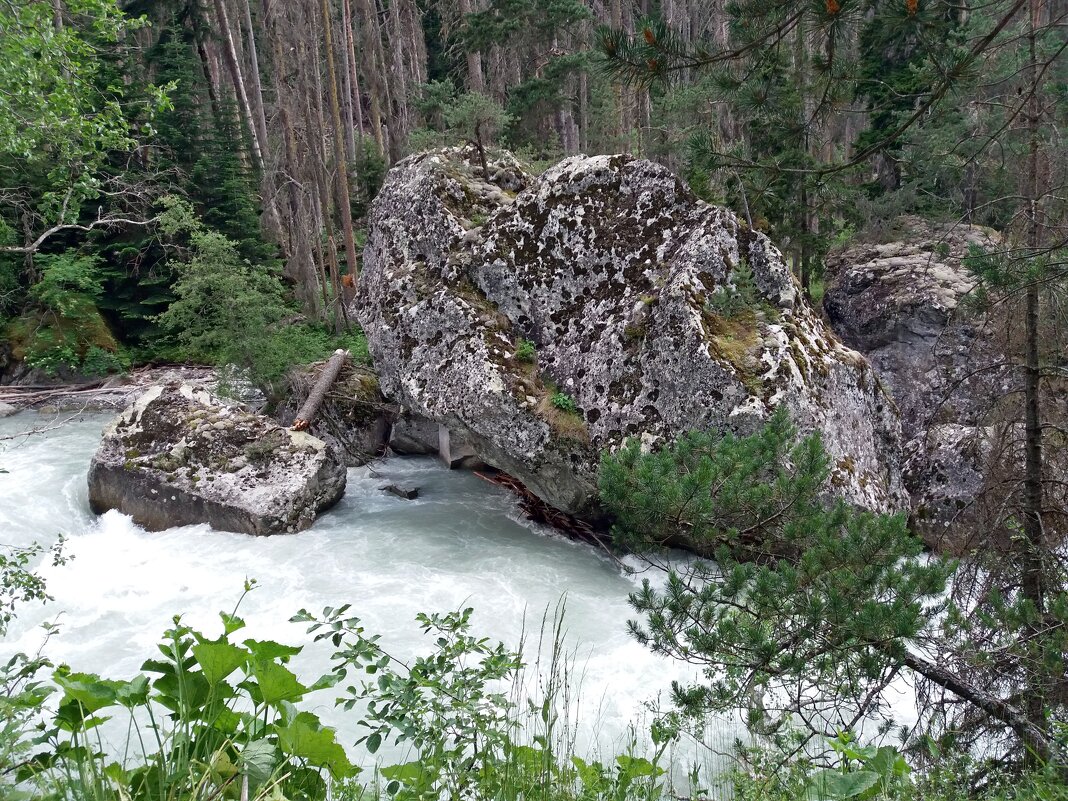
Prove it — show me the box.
[382,483,419,500]
[88,384,346,534]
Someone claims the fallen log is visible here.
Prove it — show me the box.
[290,349,349,431]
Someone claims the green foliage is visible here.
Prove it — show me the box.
[444,93,513,164]
[0,1,165,232]
[4,252,128,375]
[516,338,537,363]
[0,541,66,637]
[600,410,951,749]
[9,582,357,801]
[705,258,763,320]
[156,198,356,391]
[300,605,522,800]
[550,391,579,415]
[297,604,672,801]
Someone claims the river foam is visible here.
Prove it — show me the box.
[0,411,724,773]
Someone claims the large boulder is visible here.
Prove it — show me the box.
[823,217,1008,440]
[88,383,346,534]
[355,147,905,522]
[823,217,1013,542]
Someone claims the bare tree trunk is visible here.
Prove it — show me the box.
[213,0,265,171]
[291,350,350,430]
[354,0,388,155]
[320,0,360,289]
[458,0,485,91]
[239,0,270,155]
[1020,0,1048,767]
[341,0,367,141]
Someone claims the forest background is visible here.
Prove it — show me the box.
[1,0,1063,387]
[0,1,1066,799]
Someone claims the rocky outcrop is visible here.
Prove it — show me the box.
[277,361,392,466]
[88,383,346,534]
[355,147,905,522]
[823,217,1008,440]
[823,217,1011,541]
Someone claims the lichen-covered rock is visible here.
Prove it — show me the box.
[823,217,1009,441]
[822,217,1023,542]
[88,384,346,534]
[277,362,392,466]
[355,147,905,520]
[903,423,989,550]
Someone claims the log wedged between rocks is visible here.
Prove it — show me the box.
[291,349,349,432]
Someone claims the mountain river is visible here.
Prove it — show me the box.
[0,410,733,779]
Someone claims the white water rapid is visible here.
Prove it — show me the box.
[0,411,728,777]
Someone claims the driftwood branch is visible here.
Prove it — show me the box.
[290,349,349,431]
[0,214,160,255]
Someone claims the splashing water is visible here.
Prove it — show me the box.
[0,411,731,774]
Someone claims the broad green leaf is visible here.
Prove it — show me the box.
[380,760,436,786]
[193,637,247,685]
[114,675,150,708]
[238,739,278,792]
[274,712,357,778]
[244,639,302,661]
[251,657,308,705]
[53,670,121,713]
[807,769,881,800]
[220,612,247,635]
[366,731,382,754]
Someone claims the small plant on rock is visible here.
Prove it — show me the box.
[515,338,536,363]
[550,392,579,415]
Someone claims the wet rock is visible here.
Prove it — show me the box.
[0,402,17,418]
[355,147,906,523]
[382,483,419,500]
[88,384,346,535]
[388,413,439,455]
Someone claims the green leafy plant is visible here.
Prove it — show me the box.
[14,581,356,801]
[516,338,537,363]
[550,392,579,415]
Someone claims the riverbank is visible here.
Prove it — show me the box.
[0,365,220,414]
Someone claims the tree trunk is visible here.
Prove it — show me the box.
[341,0,367,141]
[213,0,265,171]
[458,0,485,91]
[291,350,350,431]
[1020,0,1048,767]
[320,0,361,288]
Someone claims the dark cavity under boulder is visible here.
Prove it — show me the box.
[88,383,346,535]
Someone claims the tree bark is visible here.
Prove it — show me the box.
[213,0,265,171]
[901,651,1055,762]
[320,0,361,287]
[1020,0,1048,767]
[291,350,350,431]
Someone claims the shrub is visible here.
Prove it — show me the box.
[550,391,578,414]
[157,198,369,393]
[515,338,536,363]
[706,258,763,319]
